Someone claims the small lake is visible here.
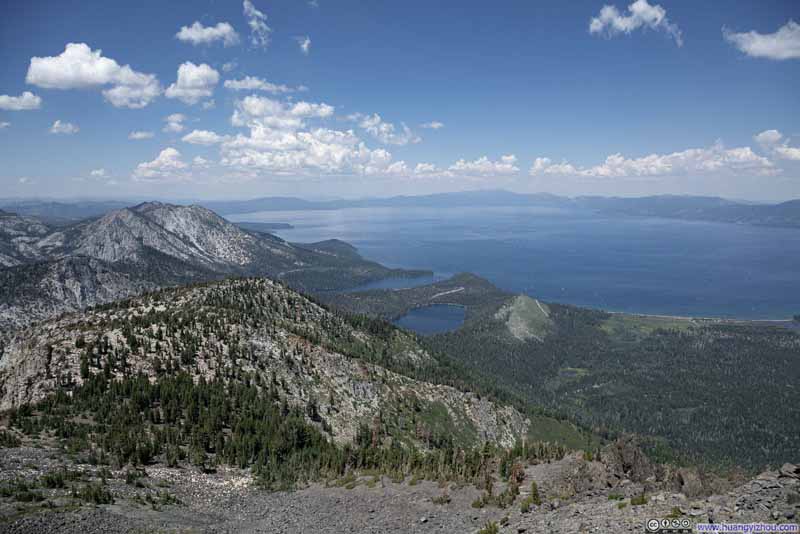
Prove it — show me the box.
[393,304,465,335]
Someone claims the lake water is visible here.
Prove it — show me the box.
[230,206,800,319]
[393,304,466,335]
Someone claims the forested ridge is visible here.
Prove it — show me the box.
[325,275,800,471]
[0,277,580,491]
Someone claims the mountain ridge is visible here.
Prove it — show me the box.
[0,203,429,339]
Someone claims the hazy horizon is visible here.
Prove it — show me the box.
[0,187,797,205]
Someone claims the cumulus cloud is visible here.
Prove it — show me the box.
[222,127,401,176]
[90,168,107,177]
[243,0,272,49]
[224,76,299,94]
[133,147,188,180]
[421,121,444,130]
[449,155,519,176]
[163,113,187,133]
[0,122,9,129]
[296,36,312,55]
[222,62,238,73]
[176,21,240,47]
[49,120,79,134]
[202,100,216,110]
[165,62,219,105]
[231,95,334,131]
[26,43,160,108]
[754,129,784,148]
[193,156,212,168]
[182,129,228,145]
[129,130,154,140]
[530,141,777,178]
[754,129,800,161]
[350,113,421,146]
[219,95,409,177]
[723,20,800,61]
[589,0,682,46]
[0,91,42,111]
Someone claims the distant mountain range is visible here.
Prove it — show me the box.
[207,192,800,228]
[0,202,427,336]
[2,191,799,228]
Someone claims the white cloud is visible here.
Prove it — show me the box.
[723,20,800,61]
[202,100,216,110]
[18,177,34,185]
[449,155,519,176]
[231,95,334,131]
[243,0,272,49]
[165,62,219,105]
[421,121,444,130]
[754,129,784,149]
[0,91,42,111]
[176,21,240,47]
[754,129,800,161]
[222,62,238,73]
[182,129,228,145]
[193,156,212,168]
[530,141,777,178]
[350,113,421,146]
[128,130,154,140]
[589,0,682,46]
[163,113,187,133]
[133,147,188,180]
[90,168,107,177]
[775,146,800,161]
[222,127,400,176]
[296,36,312,55]
[0,122,10,129]
[220,95,407,177]
[26,43,160,108]
[224,76,299,94]
[49,120,79,134]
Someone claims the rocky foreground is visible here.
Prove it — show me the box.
[1,439,798,534]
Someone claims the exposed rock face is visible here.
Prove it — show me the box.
[493,294,553,342]
[0,210,51,267]
[0,256,157,335]
[672,467,705,498]
[0,278,529,449]
[601,435,657,483]
[38,202,289,268]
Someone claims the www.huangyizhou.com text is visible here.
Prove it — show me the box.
[695,523,799,533]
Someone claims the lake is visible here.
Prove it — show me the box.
[393,304,466,335]
[230,206,800,319]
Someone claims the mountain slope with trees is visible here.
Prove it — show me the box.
[324,275,800,470]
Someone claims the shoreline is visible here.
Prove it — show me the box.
[604,309,797,325]
[372,272,800,325]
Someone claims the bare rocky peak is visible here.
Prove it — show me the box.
[131,202,260,266]
[58,203,261,268]
[0,202,270,270]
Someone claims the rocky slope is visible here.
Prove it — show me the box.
[1,435,797,533]
[0,202,427,339]
[0,210,51,267]
[0,277,528,448]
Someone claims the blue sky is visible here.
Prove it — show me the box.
[1,0,799,201]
